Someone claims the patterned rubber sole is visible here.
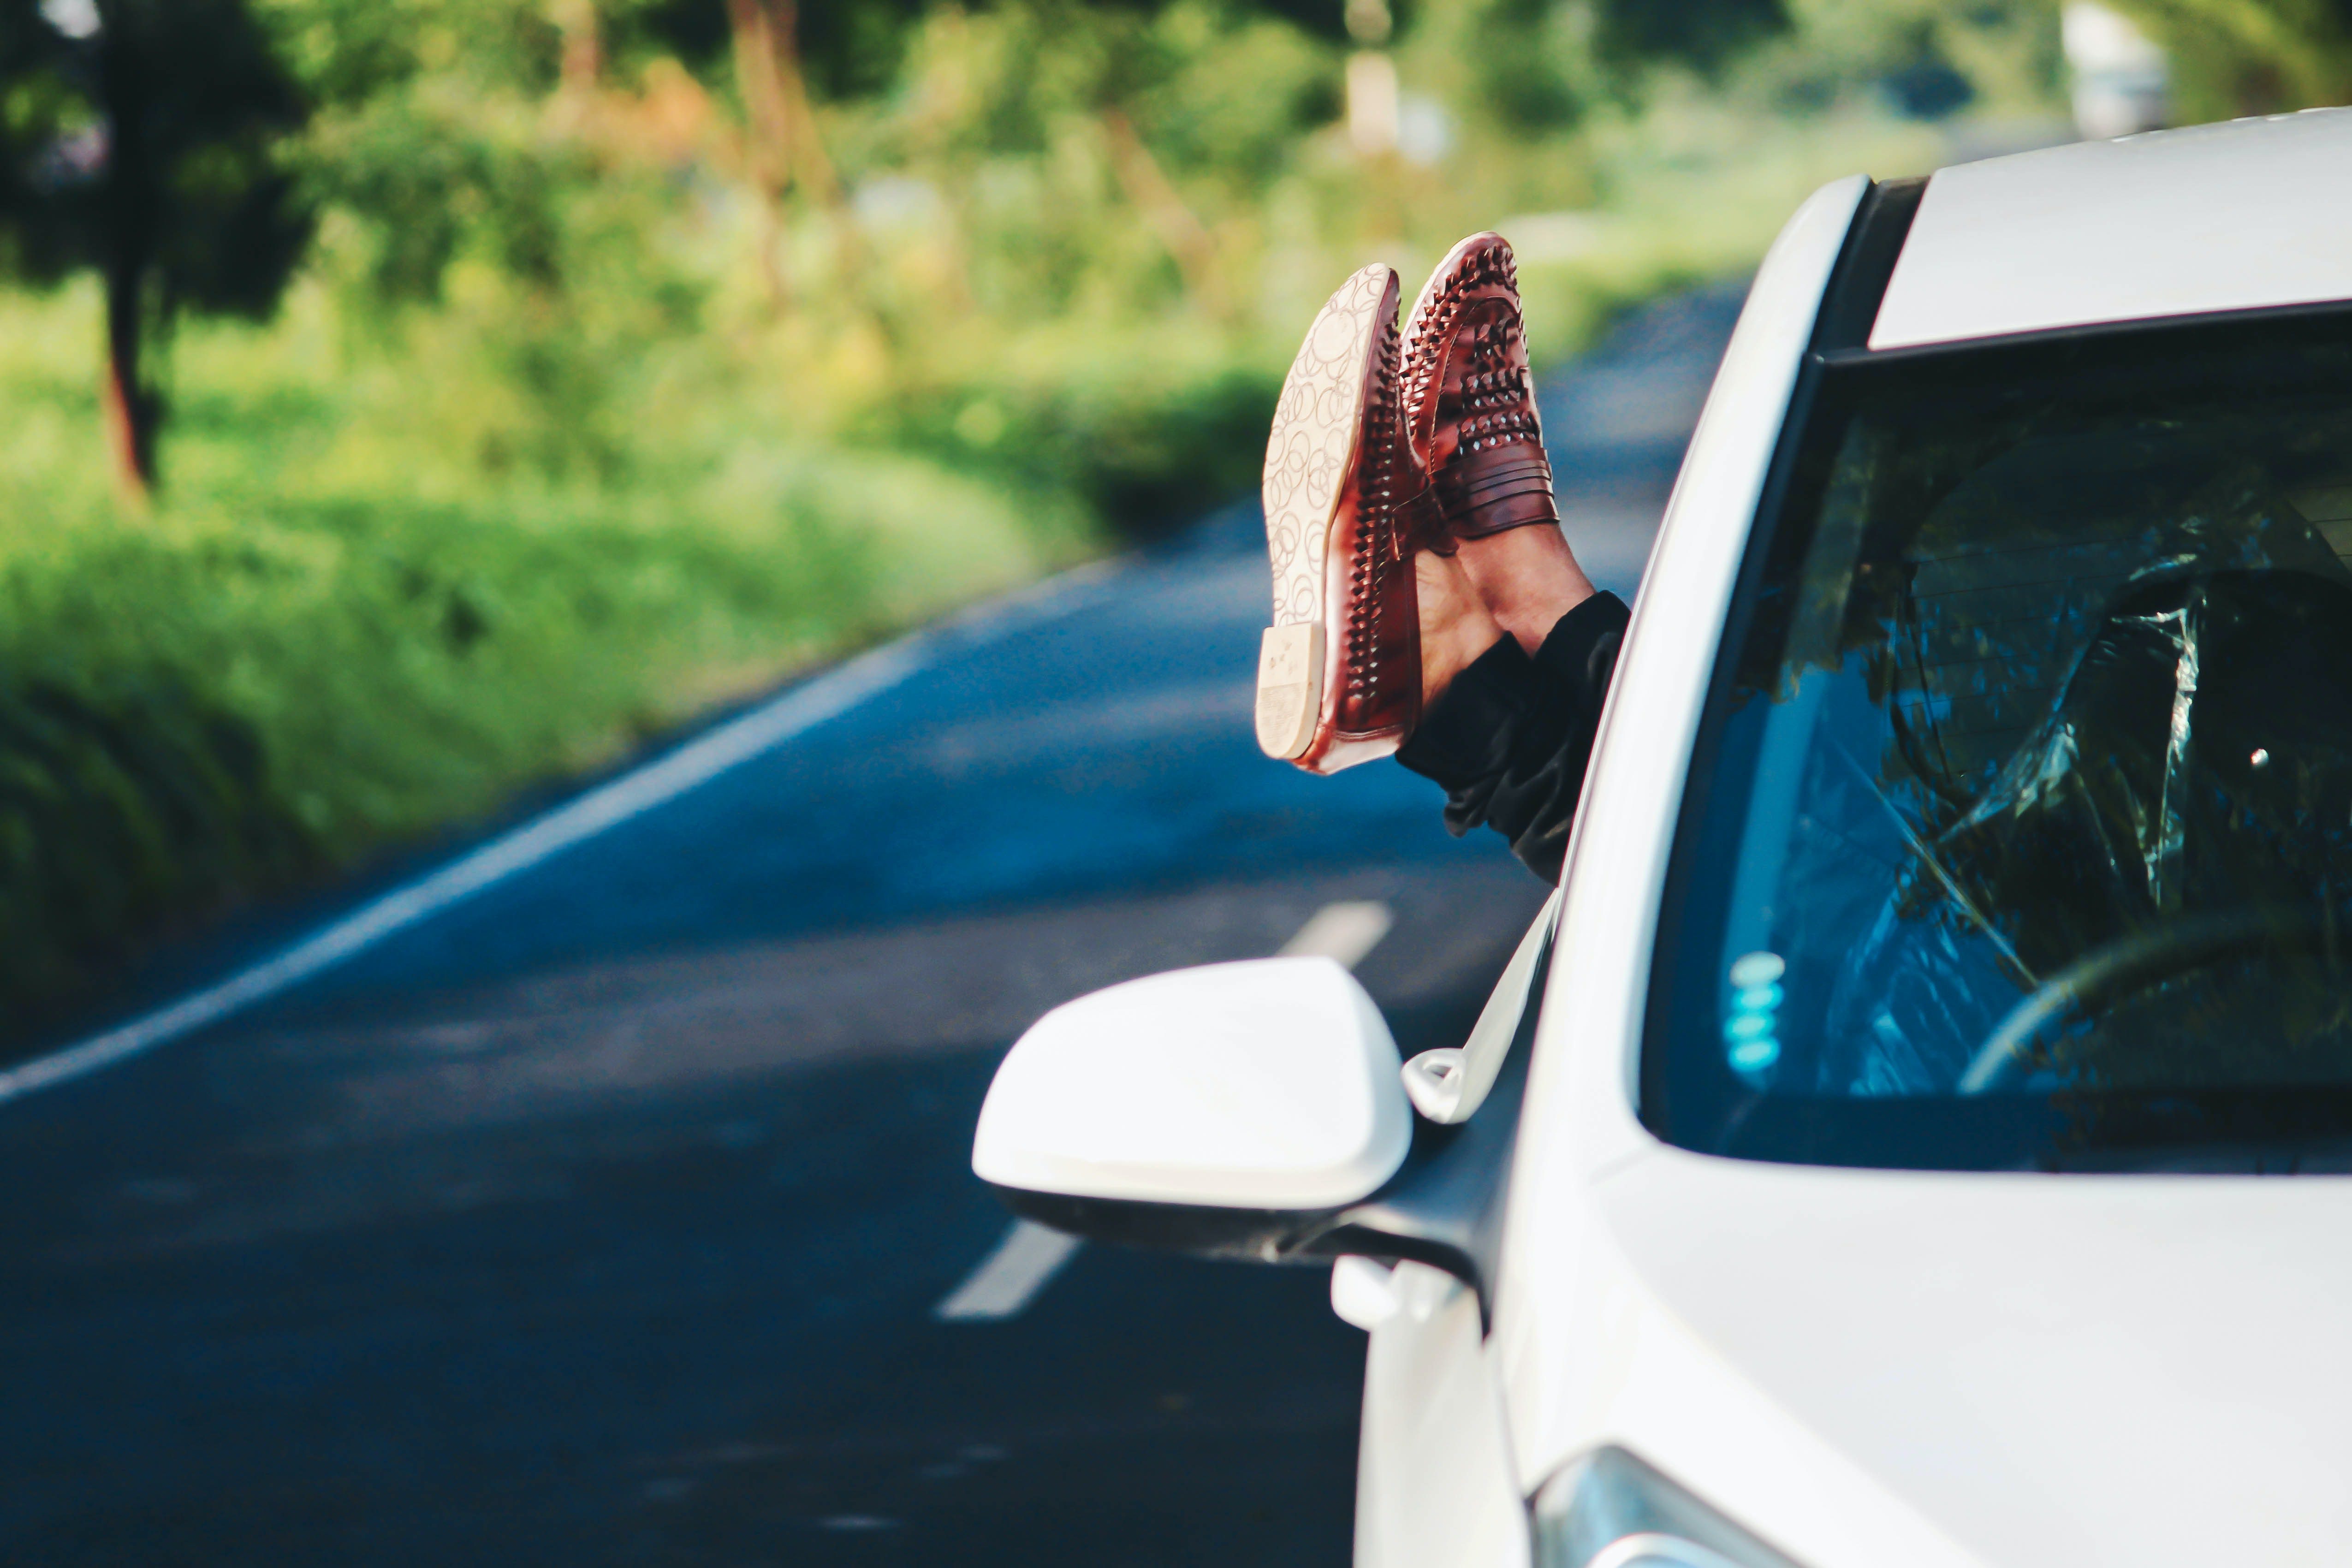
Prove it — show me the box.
[1257,263,1393,760]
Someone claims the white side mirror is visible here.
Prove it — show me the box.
[973,957,1412,1218]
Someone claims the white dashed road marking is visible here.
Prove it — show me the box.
[1277,899,1394,968]
[938,898,1395,1322]
[0,564,1118,1111]
[932,1221,1084,1322]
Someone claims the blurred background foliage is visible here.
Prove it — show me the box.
[0,0,2332,1036]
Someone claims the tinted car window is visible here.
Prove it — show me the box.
[1646,310,2352,1170]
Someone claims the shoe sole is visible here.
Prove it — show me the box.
[1258,263,1395,760]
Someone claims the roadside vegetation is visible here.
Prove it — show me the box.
[0,0,2320,1039]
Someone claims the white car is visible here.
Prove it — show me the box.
[973,109,2352,1568]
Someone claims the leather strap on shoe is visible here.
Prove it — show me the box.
[1439,446,1558,538]
[1397,486,1453,556]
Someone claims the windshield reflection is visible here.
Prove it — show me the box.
[1648,315,2352,1170]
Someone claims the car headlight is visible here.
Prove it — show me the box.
[1531,1446,1805,1568]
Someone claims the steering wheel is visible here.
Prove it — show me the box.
[1958,909,2337,1094]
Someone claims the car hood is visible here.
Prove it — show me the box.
[1596,1148,2352,1566]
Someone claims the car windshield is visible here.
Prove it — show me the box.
[1645,309,2352,1171]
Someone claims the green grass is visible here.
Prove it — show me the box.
[0,279,1087,1037]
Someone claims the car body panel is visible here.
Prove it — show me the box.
[1492,172,1867,1497]
[1355,1261,1531,1568]
[1601,1149,2352,1565]
[1505,1143,1986,1567]
[1873,107,2352,350]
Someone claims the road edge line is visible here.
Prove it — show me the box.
[0,559,1124,1111]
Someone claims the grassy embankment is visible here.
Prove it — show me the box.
[0,273,1094,1033]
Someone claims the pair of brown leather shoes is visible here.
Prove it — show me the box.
[1255,233,1559,773]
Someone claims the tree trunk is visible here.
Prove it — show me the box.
[555,0,601,97]
[764,0,838,207]
[94,10,160,500]
[726,0,797,306]
[1101,109,1223,314]
[726,0,794,200]
[102,258,157,500]
[725,0,842,203]
[725,0,854,307]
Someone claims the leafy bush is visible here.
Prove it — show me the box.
[0,279,1076,1039]
[0,0,2052,1043]
[0,674,305,1024]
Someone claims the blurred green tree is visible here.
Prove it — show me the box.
[1592,0,1790,77]
[0,0,309,495]
[2107,0,2352,117]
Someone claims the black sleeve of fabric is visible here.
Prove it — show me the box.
[1395,590,1631,884]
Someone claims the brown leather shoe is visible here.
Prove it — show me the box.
[1401,233,1560,548]
[1256,263,1424,773]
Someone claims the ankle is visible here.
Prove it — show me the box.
[1457,524,1594,656]
[1418,551,1506,708]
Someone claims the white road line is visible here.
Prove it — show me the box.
[0,563,1120,1111]
[932,1220,1082,1321]
[1278,899,1394,968]
[938,897,1396,1323]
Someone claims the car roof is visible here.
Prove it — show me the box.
[1871,107,2352,350]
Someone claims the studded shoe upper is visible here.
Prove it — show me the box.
[1402,233,1561,546]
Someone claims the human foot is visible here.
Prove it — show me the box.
[1401,232,1560,545]
[1256,263,1424,772]
[1416,549,1505,708]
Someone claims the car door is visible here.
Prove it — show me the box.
[1344,894,1558,1568]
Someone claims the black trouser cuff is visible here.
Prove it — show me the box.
[1396,591,1630,883]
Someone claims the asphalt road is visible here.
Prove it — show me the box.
[0,285,1739,1568]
